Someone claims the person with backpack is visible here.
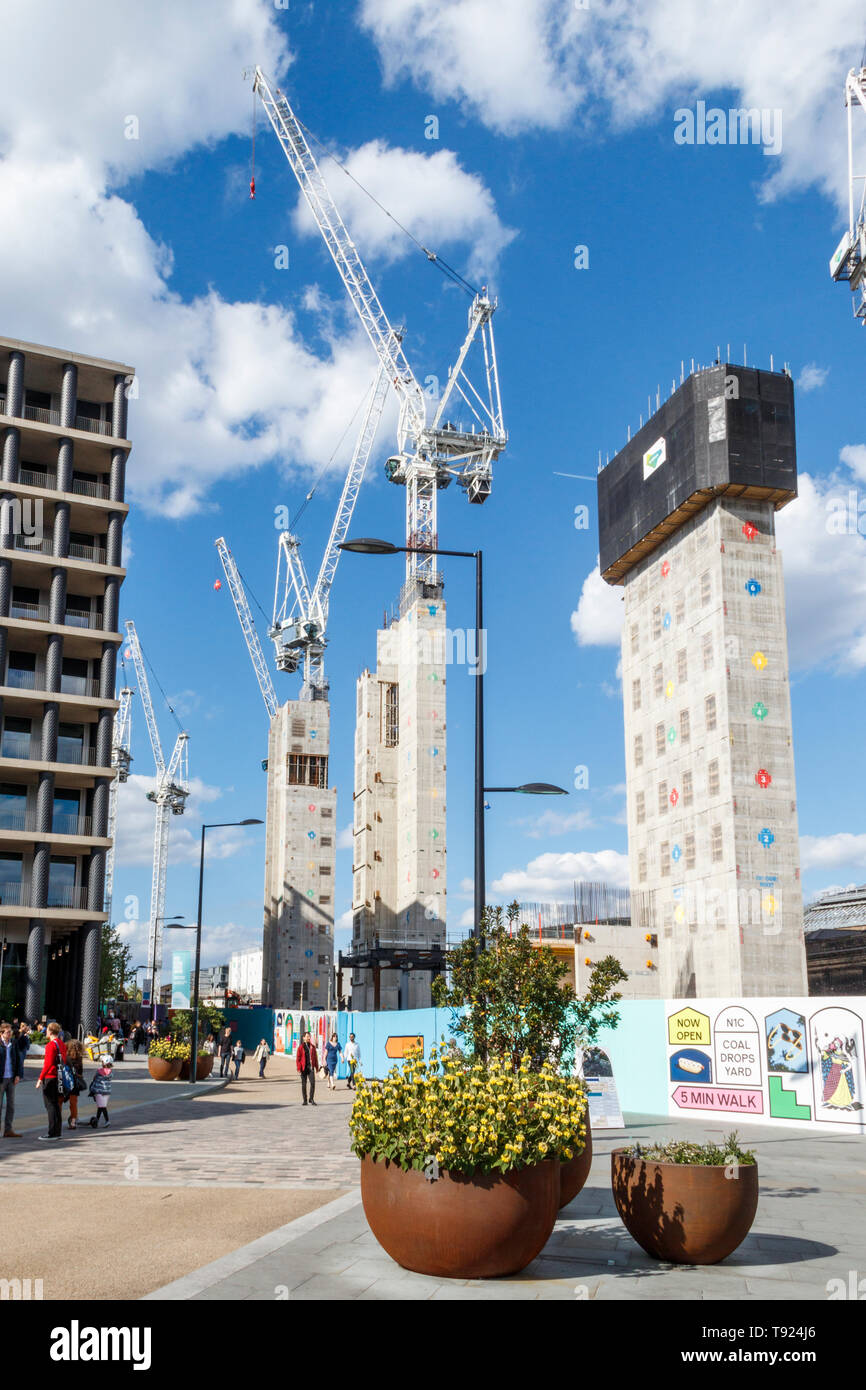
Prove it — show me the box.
[88,1058,113,1127]
[231,1039,245,1080]
[35,1020,68,1141]
[62,1038,87,1130]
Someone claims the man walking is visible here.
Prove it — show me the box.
[344,1033,361,1090]
[35,1020,67,1141]
[296,1030,318,1106]
[218,1025,233,1078]
[0,1022,24,1137]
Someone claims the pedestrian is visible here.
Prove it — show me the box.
[88,1058,113,1127]
[63,1038,86,1131]
[254,1038,270,1078]
[231,1039,245,1080]
[16,1021,30,1061]
[0,1020,24,1137]
[202,1033,216,1056]
[218,1025,233,1077]
[323,1031,341,1092]
[296,1030,318,1106]
[35,1020,67,1141]
[132,1022,146,1055]
[344,1033,361,1089]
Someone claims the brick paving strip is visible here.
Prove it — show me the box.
[143,1113,866,1302]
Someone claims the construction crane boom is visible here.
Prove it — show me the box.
[104,685,133,923]
[123,620,190,1008]
[252,66,507,587]
[215,537,280,719]
[830,66,866,324]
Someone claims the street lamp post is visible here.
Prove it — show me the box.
[339,539,567,944]
[145,915,184,1020]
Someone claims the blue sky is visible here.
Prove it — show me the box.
[2,0,865,973]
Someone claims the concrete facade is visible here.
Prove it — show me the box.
[0,335,132,1030]
[229,946,263,1001]
[261,699,336,1009]
[351,592,447,1010]
[574,922,661,1000]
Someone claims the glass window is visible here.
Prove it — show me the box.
[685,833,696,870]
[653,664,664,698]
[60,657,89,696]
[700,571,711,606]
[632,679,641,710]
[655,723,666,757]
[633,734,643,768]
[677,649,687,683]
[0,784,26,830]
[708,760,720,796]
[702,633,714,671]
[636,790,645,825]
[660,842,670,877]
[705,694,717,731]
[2,716,31,759]
[711,825,724,863]
[658,782,668,815]
[6,650,36,689]
[52,791,81,834]
[680,709,690,743]
[57,722,85,764]
[682,770,693,807]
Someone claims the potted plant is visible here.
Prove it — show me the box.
[147,1038,184,1081]
[351,1044,587,1278]
[174,1043,215,1081]
[611,1131,759,1264]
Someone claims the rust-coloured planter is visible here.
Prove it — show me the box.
[611,1149,759,1264]
[559,1117,593,1208]
[178,1054,215,1081]
[361,1155,560,1279]
[147,1056,182,1082]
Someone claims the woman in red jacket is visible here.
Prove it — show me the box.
[295,1031,318,1107]
[35,1021,67,1141]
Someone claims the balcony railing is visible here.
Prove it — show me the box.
[11,535,53,557]
[0,735,101,766]
[9,601,50,622]
[19,468,112,501]
[0,809,93,836]
[51,813,93,837]
[6,535,109,566]
[0,881,25,906]
[2,669,102,698]
[68,541,107,565]
[0,880,93,910]
[0,397,118,438]
[64,608,105,631]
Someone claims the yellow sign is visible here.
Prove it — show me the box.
[667,1009,711,1045]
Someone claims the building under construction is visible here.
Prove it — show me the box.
[599,361,808,998]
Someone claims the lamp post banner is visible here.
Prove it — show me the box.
[171,951,192,1010]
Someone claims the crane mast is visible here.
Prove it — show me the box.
[123,620,190,1007]
[830,67,866,324]
[252,67,507,589]
[104,685,133,923]
[215,538,280,718]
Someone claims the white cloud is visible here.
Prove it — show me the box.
[292,140,516,280]
[337,823,354,851]
[113,774,249,870]
[491,848,630,901]
[360,0,861,206]
[516,809,594,839]
[571,565,624,647]
[796,363,829,392]
[800,833,866,872]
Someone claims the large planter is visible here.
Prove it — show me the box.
[559,1117,593,1208]
[178,1054,214,1081]
[361,1155,560,1279]
[147,1056,182,1082]
[611,1149,759,1264]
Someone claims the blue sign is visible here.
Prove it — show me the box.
[171,950,192,1010]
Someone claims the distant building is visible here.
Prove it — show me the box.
[229,947,262,1002]
[197,964,229,1000]
[804,887,866,994]
[519,888,661,1001]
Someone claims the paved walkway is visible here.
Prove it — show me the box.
[147,1112,866,1301]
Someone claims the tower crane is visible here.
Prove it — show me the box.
[251,67,507,589]
[214,537,279,719]
[830,66,866,324]
[104,684,133,923]
[123,620,190,1009]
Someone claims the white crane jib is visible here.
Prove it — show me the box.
[104,685,133,923]
[215,537,279,720]
[252,67,507,585]
[123,620,190,1005]
[270,360,391,698]
[830,67,866,323]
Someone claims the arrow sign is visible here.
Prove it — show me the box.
[672,1085,763,1114]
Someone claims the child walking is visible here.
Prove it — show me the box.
[64,1038,86,1130]
[88,1057,113,1127]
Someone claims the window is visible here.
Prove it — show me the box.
[47,856,76,907]
[677,649,687,683]
[660,841,670,877]
[52,791,81,834]
[655,723,666,757]
[57,722,85,764]
[320,807,333,818]
[0,784,26,831]
[632,679,641,711]
[652,605,662,641]
[638,850,647,883]
[382,682,399,747]
[636,790,645,825]
[2,716,31,759]
[287,754,329,788]
[630,623,639,655]
[658,782,668,815]
[702,632,714,671]
[318,896,331,905]
[61,656,89,696]
[708,760,720,796]
[700,571,711,606]
[320,836,332,848]
[6,650,36,689]
[682,770,693,807]
[292,981,302,1005]
[291,718,305,738]
[675,597,685,625]
[705,694,717,731]
[653,664,664,698]
[711,823,724,863]
[679,708,690,743]
[319,864,331,876]
[685,833,696,870]
[634,734,643,768]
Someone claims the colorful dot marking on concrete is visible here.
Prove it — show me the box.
[742,521,759,540]
[755,768,772,788]
[752,701,769,721]
[667,727,677,744]
[762,894,777,915]
[432,869,440,879]
[430,829,439,839]
[308,804,316,812]
[429,747,439,756]
[672,844,682,862]
[306,890,314,899]
[670,788,679,806]
[663,611,672,629]
[752,650,768,671]
[310,730,317,738]
[661,560,671,578]
[758,827,775,848]
[665,680,674,698]
[427,605,438,616]
[745,578,762,597]
[307,831,316,840]
[674,905,685,923]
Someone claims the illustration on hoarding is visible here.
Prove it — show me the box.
[669,1048,712,1083]
[811,1007,865,1122]
[766,1008,808,1074]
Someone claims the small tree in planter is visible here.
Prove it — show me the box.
[612,1131,759,1264]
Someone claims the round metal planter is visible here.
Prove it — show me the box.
[559,1118,592,1208]
[361,1155,560,1278]
[611,1149,759,1264]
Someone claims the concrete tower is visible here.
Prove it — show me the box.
[261,698,335,1009]
[351,584,447,1009]
[599,363,807,998]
